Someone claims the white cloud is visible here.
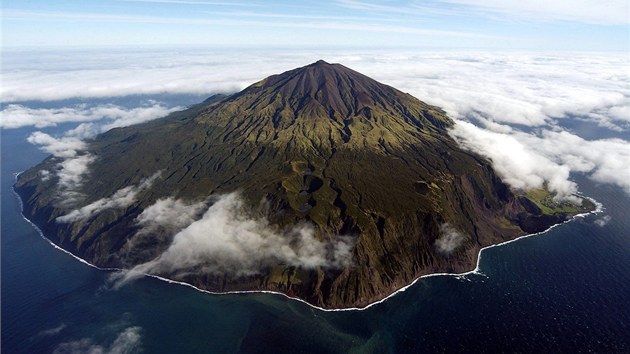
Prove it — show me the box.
[120,197,208,254]
[56,154,97,201]
[113,192,355,287]
[2,49,251,102]
[10,49,630,200]
[134,197,208,235]
[343,53,630,132]
[99,103,183,130]
[27,132,86,158]
[450,121,579,199]
[27,132,96,204]
[19,99,181,207]
[57,172,161,223]
[450,120,630,199]
[53,326,142,354]
[435,223,467,254]
[3,50,627,133]
[520,130,630,193]
[39,169,51,181]
[1,103,182,130]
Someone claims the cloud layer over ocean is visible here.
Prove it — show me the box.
[0,102,182,130]
[3,49,628,130]
[6,49,628,199]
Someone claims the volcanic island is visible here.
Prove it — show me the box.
[15,61,595,309]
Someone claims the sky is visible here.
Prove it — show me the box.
[2,0,629,51]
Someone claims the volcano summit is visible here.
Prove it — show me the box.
[15,61,594,308]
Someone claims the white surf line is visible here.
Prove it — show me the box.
[12,173,121,273]
[12,171,604,313]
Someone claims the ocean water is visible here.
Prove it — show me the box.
[2,114,630,353]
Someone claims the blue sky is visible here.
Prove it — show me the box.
[2,0,628,50]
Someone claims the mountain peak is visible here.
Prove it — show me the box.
[309,59,332,66]
[218,60,451,141]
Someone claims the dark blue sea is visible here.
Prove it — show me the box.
[2,97,630,353]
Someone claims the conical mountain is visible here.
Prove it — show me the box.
[16,61,589,308]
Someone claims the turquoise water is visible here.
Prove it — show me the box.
[2,122,630,353]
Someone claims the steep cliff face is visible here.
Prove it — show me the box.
[16,61,576,308]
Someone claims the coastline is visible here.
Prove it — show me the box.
[13,172,604,313]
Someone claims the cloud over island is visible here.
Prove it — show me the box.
[113,192,356,287]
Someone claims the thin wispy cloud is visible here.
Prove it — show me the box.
[336,0,467,17]
[337,0,630,25]
[122,0,261,6]
[440,0,630,25]
[57,172,162,223]
[19,100,181,207]
[2,0,627,49]
[53,326,142,354]
[36,323,67,337]
[3,9,483,39]
[204,10,397,22]
[435,223,467,254]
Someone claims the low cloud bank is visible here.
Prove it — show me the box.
[113,193,355,287]
[435,223,467,254]
[9,51,629,200]
[451,121,630,199]
[1,49,278,102]
[450,121,577,199]
[346,52,630,132]
[1,102,182,131]
[57,172,161,223]
[4,50,627,132]
[53,326,141,354]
